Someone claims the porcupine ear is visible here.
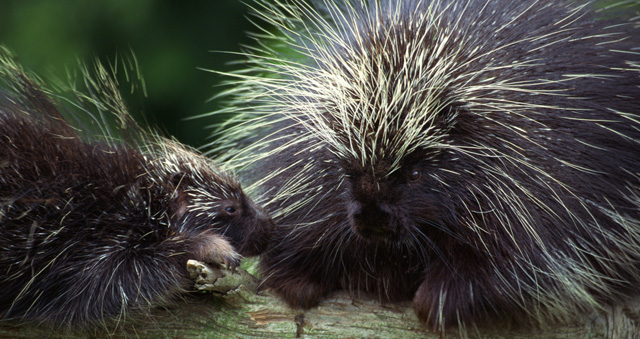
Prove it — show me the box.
[169,171,193,219]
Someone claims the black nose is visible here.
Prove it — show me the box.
[349,200,394,240]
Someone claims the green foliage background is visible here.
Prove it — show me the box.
[0,0,255,148]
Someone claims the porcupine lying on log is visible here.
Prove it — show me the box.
[212,0,640,331]
[0,50,273,328]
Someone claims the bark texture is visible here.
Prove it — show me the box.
[1,259,638,338]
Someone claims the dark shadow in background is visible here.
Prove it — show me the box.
[0,0,256,149]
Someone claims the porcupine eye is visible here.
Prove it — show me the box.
[408,168,421,182]
[222,204,239,217]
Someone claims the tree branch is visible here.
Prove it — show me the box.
[1,260,639,338]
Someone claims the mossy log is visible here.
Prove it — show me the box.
[1,259,639,338]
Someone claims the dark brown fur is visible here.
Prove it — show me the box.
[219,0,640,332]
[0,55,273,328]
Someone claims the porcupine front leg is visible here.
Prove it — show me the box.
[269,275,334,309]
[187,231,242,270]
[260,248,334,309]
[413,251,517,331]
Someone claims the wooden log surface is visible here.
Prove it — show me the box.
[1,258,639,338]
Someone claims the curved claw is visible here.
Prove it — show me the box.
[224,254,241,273]
[193,233,242,271]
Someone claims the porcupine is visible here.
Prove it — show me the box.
[212,0,640,332]
[0,50,273,328]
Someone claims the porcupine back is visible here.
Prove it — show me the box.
[0,50,272,328]
[213,0,640,331]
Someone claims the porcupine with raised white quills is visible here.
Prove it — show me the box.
[0,50,273,328]
[213,0,640,332]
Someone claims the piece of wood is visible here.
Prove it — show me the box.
[1,259,639,338]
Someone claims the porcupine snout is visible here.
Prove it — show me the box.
[249,198,276,247]
[225,194,275,256]
[347,171,403,241]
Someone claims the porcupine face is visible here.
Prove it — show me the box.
[324,18,459,243]
[164,156,274,257]
[340,134,448,244]
[342,157,454,244]
[343,160,408,241]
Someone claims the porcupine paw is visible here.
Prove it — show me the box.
[413,278,481,331]
[193,233,242,271]
[266,276,330,309]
